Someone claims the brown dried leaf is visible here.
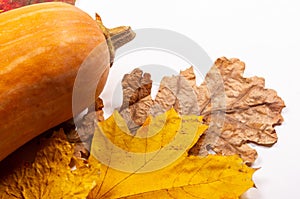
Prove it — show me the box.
[120,68,152,110]
[118,69,199,133]
[118,57,285,164]
[94,98,105,122]
[151,75,199,116]
[184,57,285,164]
[119,68,153,133]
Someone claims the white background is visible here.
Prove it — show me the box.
[76,0,300,198]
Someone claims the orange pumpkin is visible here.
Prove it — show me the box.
[0,2,135,161]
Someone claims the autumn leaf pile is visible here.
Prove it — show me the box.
[0,57,285,198]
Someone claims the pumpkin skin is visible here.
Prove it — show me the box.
[0,2,133,161]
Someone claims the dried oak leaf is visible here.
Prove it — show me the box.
[119,57,285,164]
[0,0,75,13]
[0,129,101,199]
[151,74,199,116]
[119,68,153,133]
[184,57,285,164]
[89,109,255,198]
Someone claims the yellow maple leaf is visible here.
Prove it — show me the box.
[91,108,206,173]
[89,109,255,199]
[0,129,101,199]
[96,108,205,153]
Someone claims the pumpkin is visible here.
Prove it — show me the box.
[0,2,135,161]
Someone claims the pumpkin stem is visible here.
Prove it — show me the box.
[108,26,135,64]
[95,13,136,65]
[108,26,135,50]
